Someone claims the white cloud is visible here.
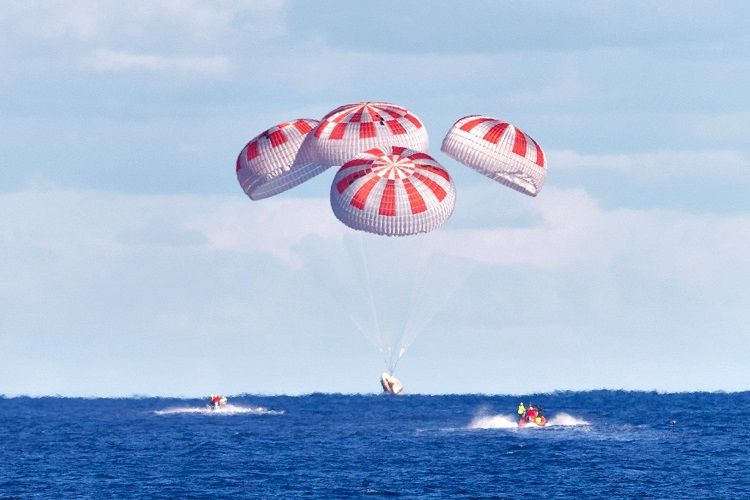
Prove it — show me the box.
[82,48,231,77]
[674,112,750,143]
[2,186,749,394]
[551,149,749,171]
[227,36,580,100]
[510,65,590,105]
[1,0,286,43]
[435,188,612,269]
[182,196,343,268]
[0,0,286,78]
[2,185,748,304]
[438,186,750,297]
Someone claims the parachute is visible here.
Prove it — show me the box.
[233,104,546,384]
[236,119,326,200]
[441,115,547,196]
[330,146,456,236]
[302,102,429,168]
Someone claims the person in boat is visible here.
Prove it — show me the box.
[531,405,547,425]
[517,402,547,426]
[517,402,526,419]
[209,394,227,409]
[526,405,537,421]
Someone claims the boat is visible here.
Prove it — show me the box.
[518,415,547,427]
[517,403,547,427]
[208,394,228,410]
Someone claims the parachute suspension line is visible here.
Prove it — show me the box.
[400,241,478,368]
[347,313,381,353]
[399,237,439,362]
[356,232,386,367]
[387,345,399,374]
[390,352,403,375]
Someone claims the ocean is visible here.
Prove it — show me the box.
[2,391,748,498]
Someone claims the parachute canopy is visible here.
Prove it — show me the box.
[303,102,429,168]
[441,115,547,196]
[236,118,325,200]
[330,146,456,236]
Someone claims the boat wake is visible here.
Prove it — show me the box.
[154,404,284,416]
[468,414,518,429]
[547,412,589,426]
[468,412,589,429]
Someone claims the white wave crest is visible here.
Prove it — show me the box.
[468,412,589,429]
[546,412,589,426]
[154,404,284,416]
[468,414,518,429]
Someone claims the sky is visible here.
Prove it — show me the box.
[1,1,749,396]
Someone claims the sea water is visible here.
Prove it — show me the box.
[2,391,748,497]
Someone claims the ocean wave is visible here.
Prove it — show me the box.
[547,412,589,426]
[154,404,284,416]
[468,414,518,429]
[468,412,589,429]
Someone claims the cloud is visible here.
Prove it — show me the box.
[182,196,344,268]
[551,149,749,172]
[81,48,231,77]
[671,112,750,143]
[0,1,287,78]
[1,0,287,43]
[2,185,750,394]
[548,150,750,185]
[243,42,576,99]
[438,186,750,294]
[3,185,748,308]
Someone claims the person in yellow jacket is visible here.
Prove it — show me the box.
[517,402,526,419]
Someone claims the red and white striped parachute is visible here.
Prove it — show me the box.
[236,119,325,200]
[441,115,547,196]
[305,102,429,168]
[330,146,455,236]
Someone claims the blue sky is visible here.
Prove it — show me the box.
[1,1,749,396]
